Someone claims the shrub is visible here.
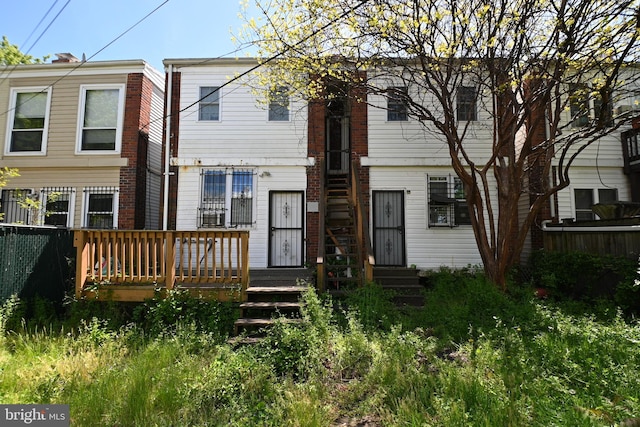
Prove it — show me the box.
[527,250,639,314]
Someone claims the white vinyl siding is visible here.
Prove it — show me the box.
[175,65,307,161]
[369,167,486,269]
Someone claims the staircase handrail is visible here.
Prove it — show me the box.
[350,160,375,284]
[317,158,326,292]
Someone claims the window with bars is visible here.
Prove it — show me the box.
[42,187,74,227]
[0,189,32,224]
[199,86,220,121]
[387,86,408,121]
[200,169,254,228]
[428,176,471,227]
[83,187,118,229]
[268,86,290,121]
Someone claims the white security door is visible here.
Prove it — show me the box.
[269,191,304,267]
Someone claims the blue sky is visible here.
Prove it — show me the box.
[1,0,256,71]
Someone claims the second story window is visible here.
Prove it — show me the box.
[6,87,51,154]
[268,86,289,121]
[387,87,408,121]
[569,84,614,128]
[77,85,124,152]
[456,86,477,121]
[199,86,220,121]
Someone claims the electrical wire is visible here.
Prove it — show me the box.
[0,0,170,120]
[145,0,369,131]
[0,0,71,88]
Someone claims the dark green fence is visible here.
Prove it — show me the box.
[0,225,74,302]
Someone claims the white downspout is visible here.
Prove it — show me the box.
[162,63,173,231]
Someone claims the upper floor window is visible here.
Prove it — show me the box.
[428,176,471,227]
[574,188,618,221]
[268,86,290,121]
[77,85,124,152]
[569,84,614,128]
[5,87,51,155]
[199,169,254,228]
[199,86,220,121]
[83,187,118,229]
[387,87,408,121]
[456,86,477,121]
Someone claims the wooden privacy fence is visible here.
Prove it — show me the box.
[542,222,640,260]
[74,230,250,302]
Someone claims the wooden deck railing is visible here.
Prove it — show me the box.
[74,230,250,302]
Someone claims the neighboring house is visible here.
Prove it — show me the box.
[163,58,492,274]
[0,54,164,229]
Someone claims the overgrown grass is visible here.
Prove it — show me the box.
[1,266,640,426]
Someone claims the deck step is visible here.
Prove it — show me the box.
[239,301,302,309]
[246,285,309,294]
[234,317,302,327]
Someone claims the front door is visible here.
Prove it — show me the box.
[269,191,304,267]
[373,191,406,266]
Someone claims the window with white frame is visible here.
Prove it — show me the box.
[387,86,408,121]
[42,187,74,227]
[428,176,471,227]
[268,86,289,121]
[199,169,254,228]
[83,187,118,229]
[77,85,124,152]
[456,86,477,121]
[569,84,614,128]
[574,188,618,221]
[199,86,220,121]
[6,87,51,154]
[0,189,32,224]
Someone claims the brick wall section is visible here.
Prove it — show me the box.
[306,75,370,265]
[160,71,181,230]
[306,98,326,262]
[526,80,553,250]
[119,73,153,229]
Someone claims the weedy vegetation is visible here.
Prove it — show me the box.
[1,251,639,426]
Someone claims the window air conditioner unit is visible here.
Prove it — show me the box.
[202,212,225,227]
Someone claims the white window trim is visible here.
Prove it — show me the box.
[75,84,125,154]
[41,187,76,228]
[81,188,119,229]
[267,87,290,122]
[197,85,222,122]
[572,187,619,220]
[198,168,256,229]
[4,86,52,156]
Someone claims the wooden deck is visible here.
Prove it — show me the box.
[74,230,250,302]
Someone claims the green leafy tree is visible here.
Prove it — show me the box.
[0,35,47,65]
[242,0,640,289]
